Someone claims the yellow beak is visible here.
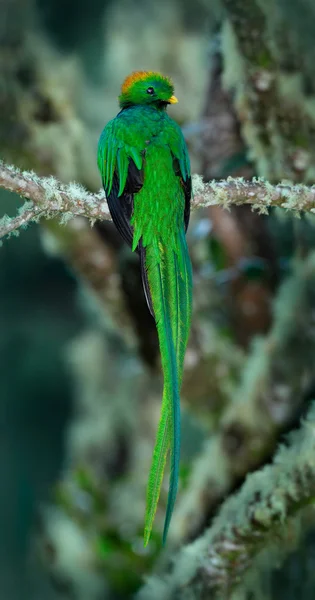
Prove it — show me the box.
[169,95,178,104]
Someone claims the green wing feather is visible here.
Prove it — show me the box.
[98,117,143,197]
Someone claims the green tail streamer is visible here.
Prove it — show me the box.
[144,230,192,546]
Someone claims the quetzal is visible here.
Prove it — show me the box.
[97,71,192,545]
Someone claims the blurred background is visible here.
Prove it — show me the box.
[2,0,315,598]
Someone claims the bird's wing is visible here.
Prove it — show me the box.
[172,156,192,232]
[167,122,192,231]
[98,116,144,248]
[98,116,154,314]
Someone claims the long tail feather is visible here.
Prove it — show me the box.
[144,246,179,545]
[144,231,192,545]
[144,392,171,546]
[162,230,192,544]
[139,242,154,317]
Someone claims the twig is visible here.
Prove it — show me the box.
[2,160,315,240]
[191,176,315,213]
[138,400,315,599]
[0,204,45,238]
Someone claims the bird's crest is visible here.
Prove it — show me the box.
[121,71,173,94]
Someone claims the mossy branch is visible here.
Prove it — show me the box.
[0,203,45,239]
[138,400,315,600]
[0,160,109,238]
[2,160,315,239]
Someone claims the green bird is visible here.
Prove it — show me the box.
[97,71,192,545]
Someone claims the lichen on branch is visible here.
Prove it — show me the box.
[2,160,315,240]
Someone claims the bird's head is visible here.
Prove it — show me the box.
[119,71,178,109]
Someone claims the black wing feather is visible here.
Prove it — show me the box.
[105,158,143,249]
[105,157,154,317]
[106,174,134,247]
[183,175,192,232]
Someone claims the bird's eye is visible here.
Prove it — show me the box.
[146,87,154,95]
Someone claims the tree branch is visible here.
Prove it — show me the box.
[0,160,109,236]
[191,176,315,214]
[2,160,315,240]
[0,203,46,239]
